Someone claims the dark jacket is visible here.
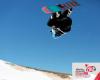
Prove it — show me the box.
[47,10,72,32]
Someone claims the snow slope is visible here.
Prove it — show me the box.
[0,60,71,80]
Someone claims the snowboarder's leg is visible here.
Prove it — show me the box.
[51,26,64,38]
[59,17,72,32]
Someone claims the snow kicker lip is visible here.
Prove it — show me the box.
[0,59,71,80]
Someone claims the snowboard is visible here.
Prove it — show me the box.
[42,0,80,14]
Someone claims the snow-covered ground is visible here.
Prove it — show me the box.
[0,60,71,80]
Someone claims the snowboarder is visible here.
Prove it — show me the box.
[47,8,72,37]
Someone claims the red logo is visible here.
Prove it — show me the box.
[85,64,96,72]
[75,64,96,78]
[95,72,100,80]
